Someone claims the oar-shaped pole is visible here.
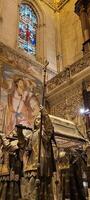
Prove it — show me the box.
[36,60,49,200]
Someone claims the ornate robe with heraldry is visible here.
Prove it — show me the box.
[0,133,23,200]
[17,107,56,200]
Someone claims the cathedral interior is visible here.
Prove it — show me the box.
[0,0,90,199]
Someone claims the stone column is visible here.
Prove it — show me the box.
[0,0,3,20]
[75,0,90,53]
[0,61,3,101]
[82,80,90,139]
[55,13,63,73]
[0,61,4,132]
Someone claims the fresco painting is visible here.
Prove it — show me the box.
[0,64,42,135]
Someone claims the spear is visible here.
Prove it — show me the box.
[36,60,49,200]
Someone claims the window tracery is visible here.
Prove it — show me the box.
[18,3,38,55]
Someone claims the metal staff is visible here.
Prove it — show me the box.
[36,60,49,200]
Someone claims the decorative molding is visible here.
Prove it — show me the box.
[47,80,87,138]
[57,0,69,10]
[40,0,70,11]
[40,0,57,11]
[46,52,90,138]
[47,52,90,93]
[0,42,43,81]
[0,42,55,81]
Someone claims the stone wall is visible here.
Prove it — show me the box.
[46,52,90,137]
[0,0,57,73]
[0,0,85,73]
[58,0,83,68]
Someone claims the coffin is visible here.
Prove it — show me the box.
[50,115,86,149]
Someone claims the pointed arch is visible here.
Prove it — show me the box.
[17,0,45,63]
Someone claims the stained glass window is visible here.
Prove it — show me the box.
[18,4,37,55]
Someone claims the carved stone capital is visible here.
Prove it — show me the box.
[75,0,90,15]
[75,0,85,16]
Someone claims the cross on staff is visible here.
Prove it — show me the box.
[36,60,49,200]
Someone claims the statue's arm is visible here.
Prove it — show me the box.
[0,134,10,149]
[41,108,54,141]
[16,125,32,154]
[16,127,26,149]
